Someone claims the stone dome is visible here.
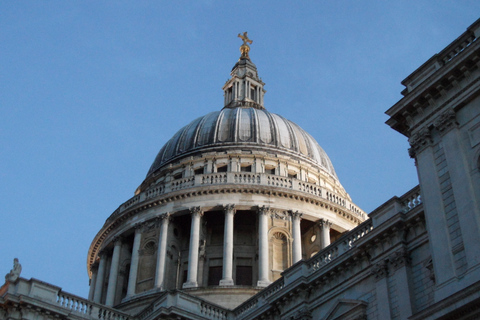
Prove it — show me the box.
[146,106,338,180]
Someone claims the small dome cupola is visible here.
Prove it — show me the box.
[223,32,266,110]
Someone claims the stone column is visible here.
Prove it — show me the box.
[257,206,271,287]
[220,204,235,286]
[88,263,98,301]
[389,248,413,319]
[371,261,391,319]
[412,128,456,288]
[126,224,142,297]
[183,207,203,288]
[105,237,122,306]
[291,211,303,263]
[93,252,107,303]
[319,219,332,249]
[437,115,480,266]
[155,213,170,289]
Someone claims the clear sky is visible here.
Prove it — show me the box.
[1,1,479,298]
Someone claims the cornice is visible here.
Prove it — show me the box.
[386,42,480,136]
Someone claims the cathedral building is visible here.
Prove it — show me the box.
[2,19,480,320]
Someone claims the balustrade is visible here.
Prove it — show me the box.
[202,173,227,185]
[146,185,165,199]
[267,175,292,188]
[234,172,260,184]
[401,186,422,212]
[107,172,366,224]
[170,176,194,191]
[123,195,139,210]
[307,219,373,273]
[200,303,228,320]
[56,291,130,320]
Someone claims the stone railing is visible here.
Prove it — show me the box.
[107,172,367,224]
[123,195,140,210]
[57,291,130,320]
[201,172,227,185]
[441,32,477,65]
[200,302,228,320]
[401,185,422,212]
[234,172,261,184]
[145,185,165,199]
[1,278,130,320]
[170,176,194,191]
[267,175,292,188]
[307,219,373,273]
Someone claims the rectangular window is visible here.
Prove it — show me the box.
[236,266,252,286]
[194,168,204,175]
[208,266,223,286]
[173,172,183,180]
[217,165,228,172]
[265,168,275,174]
[241,165,252,172]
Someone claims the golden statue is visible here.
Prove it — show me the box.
[238,32,253,60]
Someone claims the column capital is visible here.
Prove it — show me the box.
[370,261,388,281]
[318,218,332,229]
[190,206,204,217]
[156,212,171,223]
[388,248,411,271]
[258,205,271,216]
[408,127,433,155]
[133,222,145,232]
[90,262,99,271]
[433,109,457,134]
[112,236,123,246]
[289,210,303,220]
[223,204,236,214]
[98,249,108,258]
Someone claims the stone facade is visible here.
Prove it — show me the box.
[2,19,480,320]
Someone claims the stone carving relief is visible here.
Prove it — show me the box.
[408,127,433,156]
[370,261,388,280]
[433,109,457,133]
[389,248,410,271]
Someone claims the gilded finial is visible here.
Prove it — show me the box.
[238,32,253,60]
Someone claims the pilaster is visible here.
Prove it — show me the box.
[371,261,391,319]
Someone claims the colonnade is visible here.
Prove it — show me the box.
[88,206,333,306]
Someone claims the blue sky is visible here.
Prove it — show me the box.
[1,2,479,298]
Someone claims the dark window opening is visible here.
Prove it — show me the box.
[194,168,204,175]
[265,168,275,174]
[182,270,188,284]
[208,266,223,286]
[241,165,252,172]
[236,266,252,286]
[173,172,183,180]
[288,173,297,179]
[217,165,228,173]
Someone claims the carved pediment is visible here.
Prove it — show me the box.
[323,299,367,320]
